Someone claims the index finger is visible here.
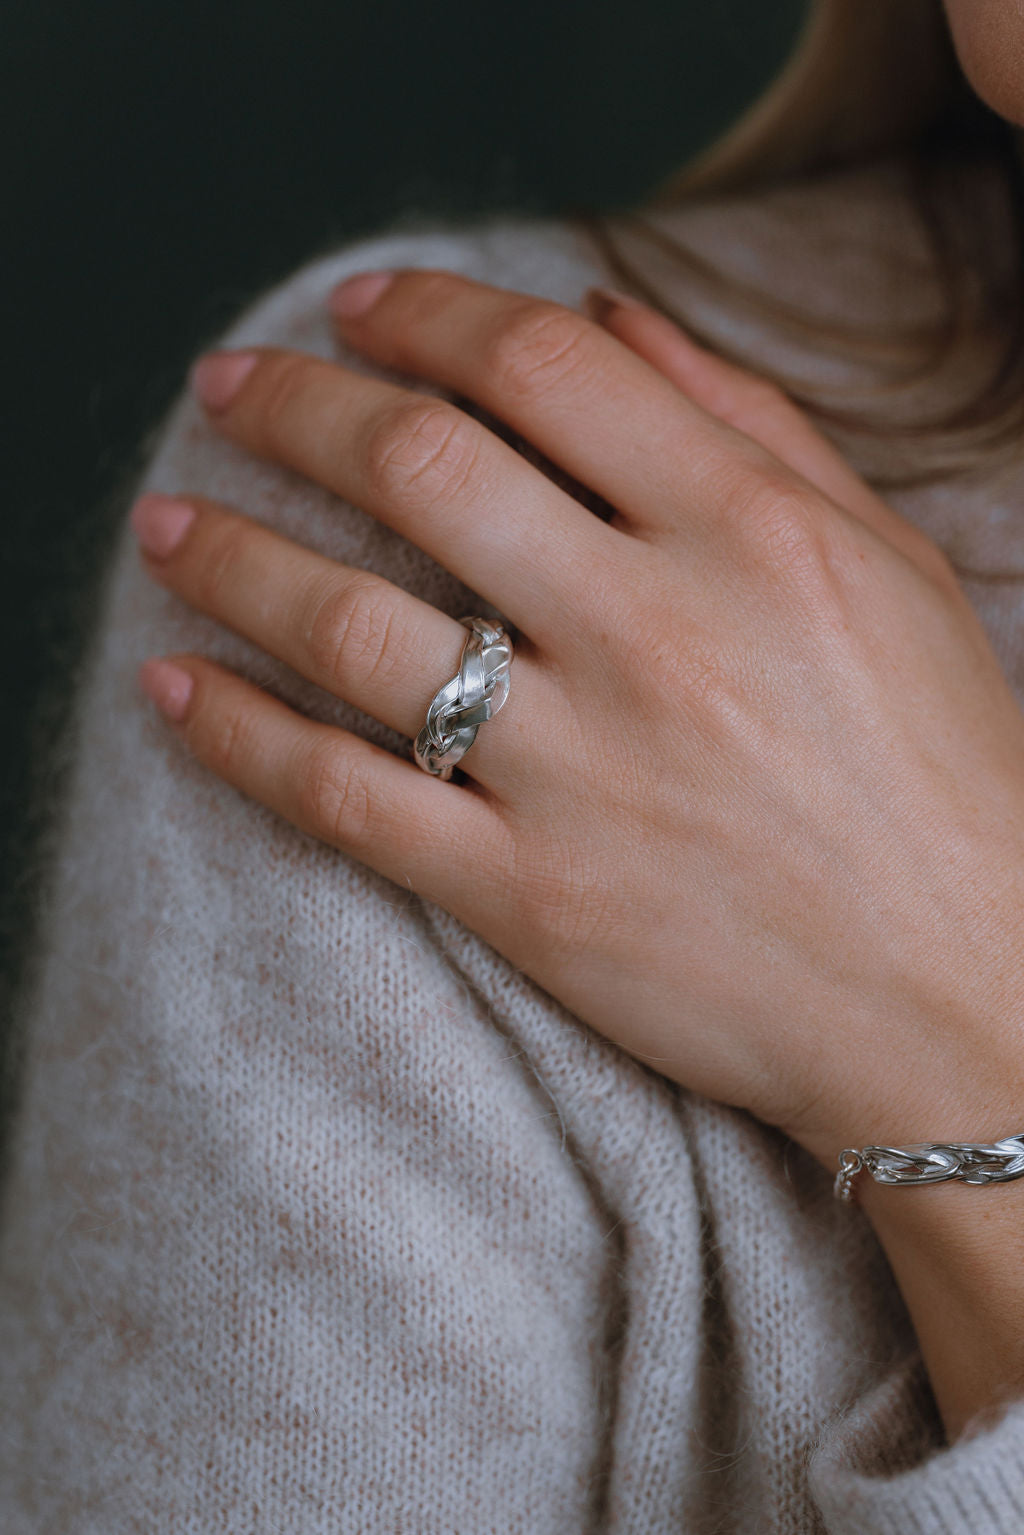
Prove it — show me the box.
[189,344,622,645]
[328,267,802,542]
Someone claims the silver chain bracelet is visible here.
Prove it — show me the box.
[834,1132,1024,1203]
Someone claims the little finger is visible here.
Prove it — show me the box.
[130,491,538,792]
[139,652,508,912]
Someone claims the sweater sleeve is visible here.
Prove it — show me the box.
[0,216,726,1534]
[809,1360,1024,1533]
[0,219,633,1532]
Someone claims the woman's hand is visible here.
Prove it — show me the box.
[133,267,1024,1171]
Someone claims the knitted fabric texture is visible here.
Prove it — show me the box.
[3,163,1024,1531]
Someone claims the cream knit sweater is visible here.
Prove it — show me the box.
[4,162,1024,1533]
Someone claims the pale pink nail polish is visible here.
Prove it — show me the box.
[328,270,397,320]
[139,659,194,722]
[130,493,195,558]
[190,350,259,412]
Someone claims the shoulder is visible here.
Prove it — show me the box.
[138,211,616,494]
[606,158,945,342]
[115,212,619,736]
[205,212,612,359]
[604,150,1011,357]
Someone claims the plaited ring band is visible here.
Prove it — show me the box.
[413,616,514,780]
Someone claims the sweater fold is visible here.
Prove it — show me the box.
[3,166,1024,1530]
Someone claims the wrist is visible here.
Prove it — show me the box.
[789,1039,1024,1186]
[796,1076,1024,1443]
[854,1171,1024,1442]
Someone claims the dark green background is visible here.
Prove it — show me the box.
[2,0,806,1033]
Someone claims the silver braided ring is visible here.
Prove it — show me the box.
[413,615,514,780]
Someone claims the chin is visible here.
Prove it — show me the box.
[943,0,1024,127]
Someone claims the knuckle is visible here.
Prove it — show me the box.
[398,268,461,321]
[197,518,250,609]
[256,353,312,446]
[727,475,833,584]
[483,302,596,400]
[300,739,374,846]
[364,399,479,507]
[203,704,255,782]
[305,575,400,693]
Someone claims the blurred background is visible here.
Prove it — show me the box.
[1,0,805,1038]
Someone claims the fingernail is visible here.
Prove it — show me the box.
[329,270,397,320]
[139,659,194,722]
[583,285,648,323]
[130,492,195,559]
[190,349,258,412]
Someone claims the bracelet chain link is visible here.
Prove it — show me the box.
[834,1133,1024,1203]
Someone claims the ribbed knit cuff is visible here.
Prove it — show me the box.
[808,1360,1024,1534]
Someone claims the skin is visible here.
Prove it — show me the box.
[132,275,1024,1445]
[132,13,1024,1446]
[942,0,1024,126]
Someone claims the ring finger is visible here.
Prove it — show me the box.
[189,346,623,649]
[130,490,545,792]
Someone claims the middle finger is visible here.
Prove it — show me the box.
[189,346,622,646]
[327,267,795,541]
